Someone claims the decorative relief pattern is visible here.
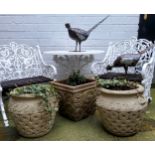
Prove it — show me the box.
[53,55,94,80]
[8,96,58,137]
[0,42,57,82]
[58,88,96,121]
[141,47,155,102]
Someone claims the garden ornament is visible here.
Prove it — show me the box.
[106,54,140,75]
[65,15,110,52]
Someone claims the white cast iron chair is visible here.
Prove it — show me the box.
[91,37,155,103]
[0,42,57,127]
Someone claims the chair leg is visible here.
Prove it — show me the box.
[0,85,9,127]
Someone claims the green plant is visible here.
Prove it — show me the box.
[10,84,58,112]
[97,78,138,90]
[66,70,88,86]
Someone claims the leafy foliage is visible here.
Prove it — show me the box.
[10,84,58,112]
[66,70,88,86]
[97,78,138,90]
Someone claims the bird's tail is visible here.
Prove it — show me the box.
[87,15,110,34]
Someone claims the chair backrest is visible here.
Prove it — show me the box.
[103,37,153,74]
[104,38,152,73]
[91,37,153,76]
[0,42,43,82]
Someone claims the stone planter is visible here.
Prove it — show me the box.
[53,79,96,121]
[8,94,58,138]
[96,84,148,136]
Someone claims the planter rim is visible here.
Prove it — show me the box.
[52,78,96,93]
[52,78,95,87]
[98,83,144,95]
[10,94,42,99]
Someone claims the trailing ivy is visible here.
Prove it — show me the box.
[10,84,58,112]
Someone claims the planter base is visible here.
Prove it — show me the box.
[96,107,147,136]
[53,80,96,121]
[8,96,58,138]
[96,85,148,136]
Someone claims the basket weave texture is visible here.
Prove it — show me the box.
[53,80,96,121]
[8,95,58,138]
[96,85,148,136]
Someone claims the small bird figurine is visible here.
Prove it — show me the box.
[65,15,110,52]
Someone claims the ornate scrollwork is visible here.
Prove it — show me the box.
[0,42,57,126]
[141,47,155,102]
[0,42,57,82]
[91,37,154,102]
[91,37,138,75]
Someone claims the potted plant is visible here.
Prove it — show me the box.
[8,84,59,138]
[96,78,148,136]
[52,70,96,121]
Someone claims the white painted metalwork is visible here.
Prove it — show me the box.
[140,46,155,102]
[91,37,154,102]
[0,42,57,127]
[0,42,57,81]
[0,85,9,127]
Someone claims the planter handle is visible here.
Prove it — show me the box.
[138,95,147,106]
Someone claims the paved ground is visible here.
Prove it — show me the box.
[1,89,155,141]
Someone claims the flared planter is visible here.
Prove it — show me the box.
[96,84,148,136]
[53,79,96,121]
[8,94,58,138]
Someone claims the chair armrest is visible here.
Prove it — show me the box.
[36,45,57,79]
[140,57,155,102]
[91,61,107,76]
[141,54,155,80]
[43,63,57,75]
[0,84,9,127]
[0,84,2,92]
[42,64,57,80]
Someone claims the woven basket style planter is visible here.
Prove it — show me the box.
[8,95,58,138]
[53,79,96,121]
[96,84,148,136]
